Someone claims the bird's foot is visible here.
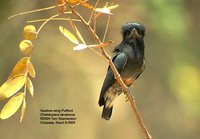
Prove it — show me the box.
[124,88,135,102]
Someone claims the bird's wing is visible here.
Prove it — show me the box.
[135,59,145,79]
[98,52,128,106]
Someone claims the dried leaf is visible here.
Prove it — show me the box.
[103,2,109,8]
[95,4,119,15]
[20,97,26,123]
[74,26,86,44]
[73,44,88,51]
[80,1,93,9]
[0,75,26,100]
[19,40,33,56]
[57,0,67,12]
[23,25,37,41]
[67,0,80,4]
[88,40,113,48]
[0,92,24,119]
[8,57,29,79]
[26,77,34,97]
[28,61,36,78]
[95,8,111,15]
[59,26,79,44]
[107,4,119,10]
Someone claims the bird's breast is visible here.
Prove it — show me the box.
[120,54,144,79]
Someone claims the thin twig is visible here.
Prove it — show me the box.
[8,3,66,19]
[69,5,152,139]
[93,13,97,34]
[36,14,60,37]
[102,13,111,42]
[88,0,100,24]
[126,90,152,139]
[102,1,113,42]
[69,16,107,61]
[68,18,77,33]
[27,18,80,23]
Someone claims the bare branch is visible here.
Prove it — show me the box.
[88,0,100,24]
[8,3,66,19]
[68,4,152,139]
[102,13,111,42]
[27,18,80,23]
[36,14,60,37]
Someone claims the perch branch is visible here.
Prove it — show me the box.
[69,5,152,139]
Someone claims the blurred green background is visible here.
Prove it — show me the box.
[0,0,200,139]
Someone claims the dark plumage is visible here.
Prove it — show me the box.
[98,22,146,120]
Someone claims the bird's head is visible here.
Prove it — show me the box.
[121,22,145,43]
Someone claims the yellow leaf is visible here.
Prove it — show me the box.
[59,26,79,44]
[26,77,34,97]
[107,4,119,10]
[8,57,30,79]
[0,92,24,119]
[0,75,26,100]
[28,61,36,78]
[79,1,93,9]
[19,40,33,56]
[57,0,67,12]
[103,2,109,8]
[67,0,80,4]
[20,97,26,123]
[23,25,37,41]
[73,44,88,51]
[74,26,86,44]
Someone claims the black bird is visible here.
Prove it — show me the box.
[98,22,146,120]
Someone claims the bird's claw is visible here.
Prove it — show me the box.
[124,88,135,102]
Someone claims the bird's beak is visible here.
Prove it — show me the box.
[132,28,139,38]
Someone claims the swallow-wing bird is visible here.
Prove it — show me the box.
[98,22,146,120]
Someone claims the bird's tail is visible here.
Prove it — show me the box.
[102,105,113,120]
